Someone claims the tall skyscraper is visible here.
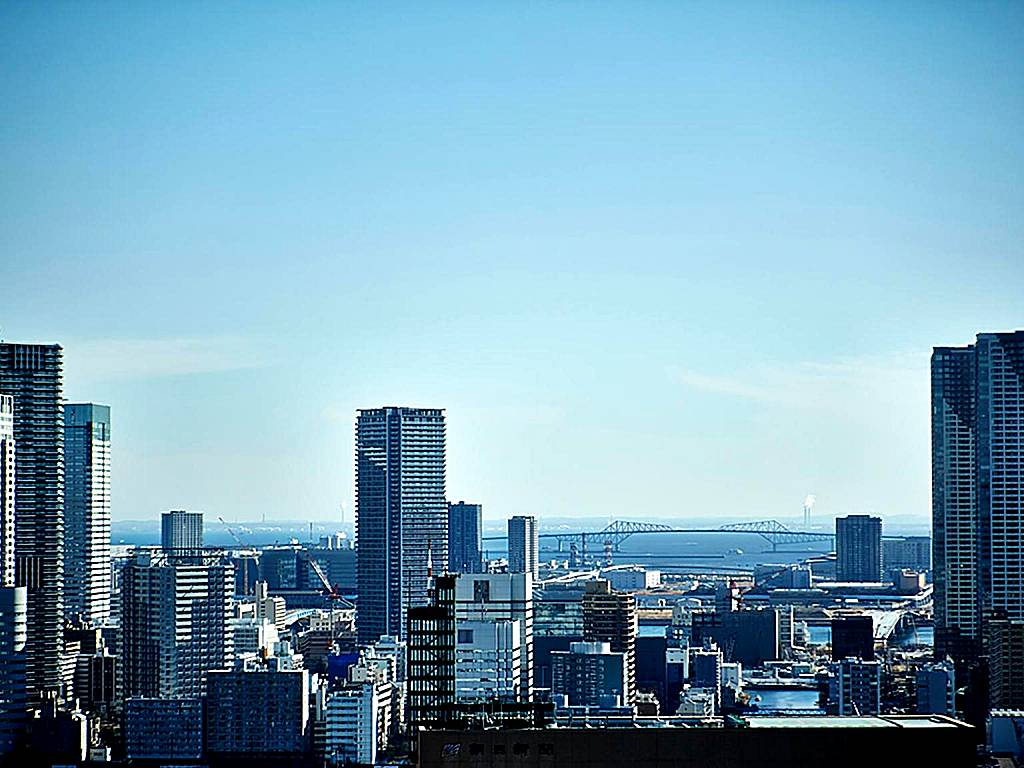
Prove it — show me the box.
[0,343,65,698]
[0,395,14,587]
[356,407,447,644]
[161,510,204,552]
[63,404,111,625]
[835,515,882,582]
[932,331,1024,660]
[121,549,234,698]
[448,501,483,574]
[507,515,538,578]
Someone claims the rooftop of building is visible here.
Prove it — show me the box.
[543,715,970,730]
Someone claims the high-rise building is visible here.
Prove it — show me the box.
[582,580,637,703]
[932,331,1024,661]
[507,516,538,578]
[550,641,627,707]
[356,407,447,644]
[0,395,14,588]
[406,574,456,731]
[0,342,65,698]
[448,502,483,574]
[0,586,27,755]
[453,572,534,701]
[63,404,111,625]
[835,515,882,582]
[0,395,14,593]
[160,510,203,552]
[120,549,234,699]
[827,658,881,716]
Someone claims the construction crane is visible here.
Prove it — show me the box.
[219,516,255,595]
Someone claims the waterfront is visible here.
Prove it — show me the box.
[750,688,822,713]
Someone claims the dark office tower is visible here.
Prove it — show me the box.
[831,616,875,661]
[161,510,203,552]
[582,580,637,703]
[932,331,1024,662]
[0,395,14,586]
[835,515,882,582]
[63,404,111,625]
[407,574,456,732]
[0,343,65,699]
[447,502,483,574]
[356,407,447,645]
[507,515,538,577]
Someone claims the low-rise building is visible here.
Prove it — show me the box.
[916,660,955,715]
[551,641,627,707]
[602,568,661,592]
[418,716,975,768]
[828,658,881,716]
[124,697,203,761]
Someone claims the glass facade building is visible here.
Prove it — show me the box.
[932,331,1024,661]
[64,403,111,624]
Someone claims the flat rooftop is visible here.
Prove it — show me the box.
[745,715,964,729]
[548,715,970,730]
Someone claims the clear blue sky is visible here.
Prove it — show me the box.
[2,2,1021,526]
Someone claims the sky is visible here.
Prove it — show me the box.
[1,2,1022,527]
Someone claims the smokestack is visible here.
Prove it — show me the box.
[803,494,816,529]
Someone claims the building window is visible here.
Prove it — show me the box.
[442,743,461,757]
[475,580,490,602]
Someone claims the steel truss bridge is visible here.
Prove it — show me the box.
[485,519,838,558]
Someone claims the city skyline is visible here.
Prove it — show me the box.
[3,3,1023,763]
[3,3,1022,524]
